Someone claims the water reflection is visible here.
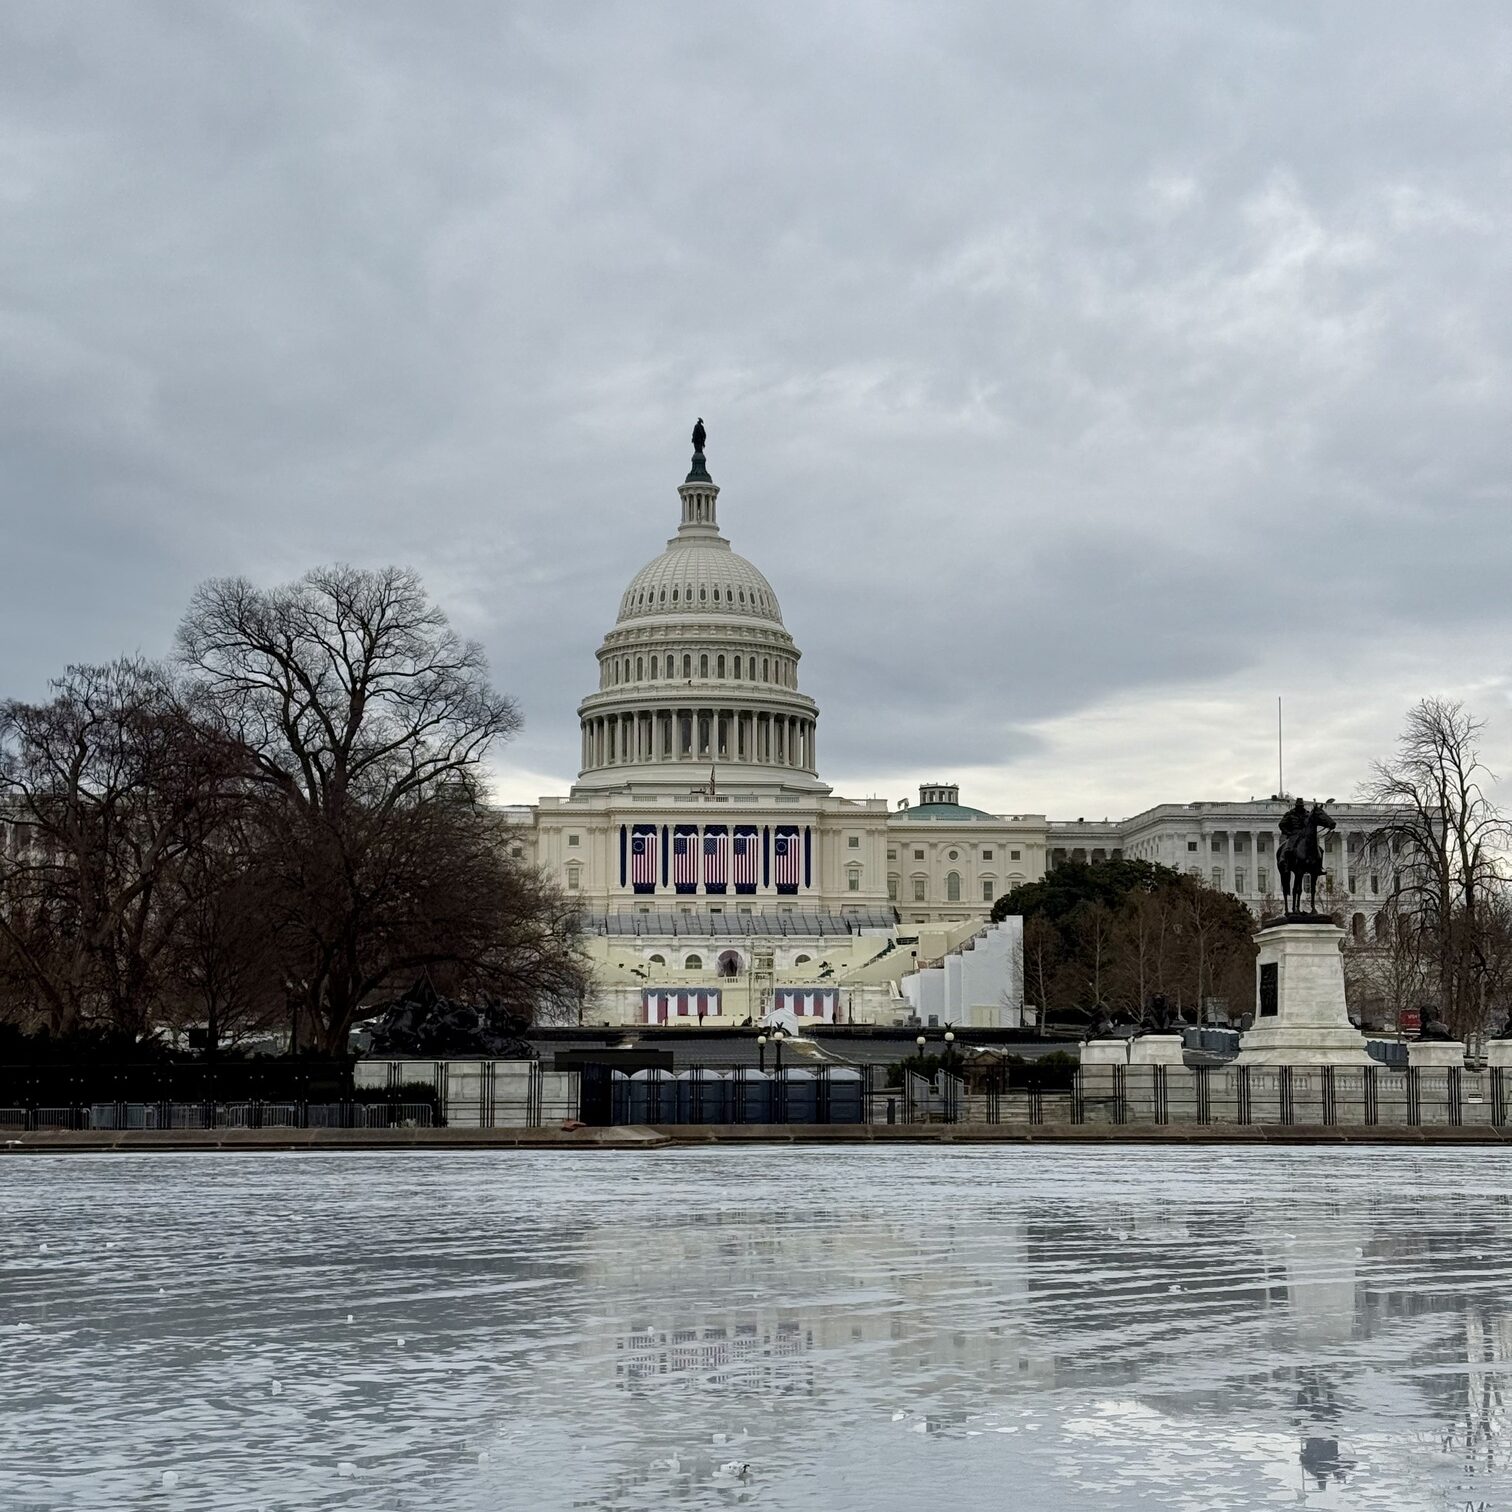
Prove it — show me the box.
[1,1149,1511,1509]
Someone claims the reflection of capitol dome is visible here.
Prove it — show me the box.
[574,444,826,796]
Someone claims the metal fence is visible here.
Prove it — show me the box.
[585,1060,1509,1130]
[1074,1064,1505,1129]
[5,1102,436,1132]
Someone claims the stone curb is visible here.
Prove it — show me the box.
[4,1122,1510,1153]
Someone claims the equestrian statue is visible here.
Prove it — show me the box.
[1275,797,1335,916]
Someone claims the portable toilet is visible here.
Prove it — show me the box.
[676,1068,730,1124]
[779,1068,818,1123]
[821,1067,865,1124]
[627,1067,678,1124]
[730,1068,774,1123]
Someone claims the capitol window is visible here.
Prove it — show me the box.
[762,657,770,680]
[649,655,657,677]
[848,836,860,848]
[635,657,643,679]
[700,586,707,601]
[732,658,740,679]
[566,865,580,891]
[684,954,703,970]
[913,879,926,901]
[567,833,579,846]
[982,880,995,901]
[847,871,860,892]
[946,872,961,902]
[947,849,958,861]
[713,587,720,601]
[913,849,924,860]
[982,848,993,860]
[717,654,725,677]
[700,654,709,677]
[672,587,679,602]
[683,655,692,678]
[887,877,899,900]
[1010,849,1020,860]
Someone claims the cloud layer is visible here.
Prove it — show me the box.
[4,2,1509,816]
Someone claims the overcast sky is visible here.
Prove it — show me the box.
[4,2,1510,818]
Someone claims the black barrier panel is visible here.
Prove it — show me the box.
[0,1060,356,1109]
[604,1065,865,1125]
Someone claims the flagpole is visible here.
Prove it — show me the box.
[1277,696,1283,798]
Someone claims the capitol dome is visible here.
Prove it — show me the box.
[616,542,783,627]
[574,438,825,796]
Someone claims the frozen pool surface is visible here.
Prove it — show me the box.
[2,1147,1511,1510]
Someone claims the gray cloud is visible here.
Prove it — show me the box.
[3,2,1509,816]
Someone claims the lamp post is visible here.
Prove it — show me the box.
[944,1028,955,1070]
[774,1028,785,1075]
[757,1033,767,1074]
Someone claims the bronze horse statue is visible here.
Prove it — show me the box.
[1277,801,1335,915]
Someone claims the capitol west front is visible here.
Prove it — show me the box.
[507,439,1390,1028]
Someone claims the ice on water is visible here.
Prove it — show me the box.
[2,1147,1511,1509]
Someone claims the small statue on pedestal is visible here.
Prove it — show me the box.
[1416,1010,1455,1043]
[1138,993,1181,1036]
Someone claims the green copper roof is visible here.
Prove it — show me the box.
[891,802,1000,823]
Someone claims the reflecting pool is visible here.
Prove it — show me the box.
[2,1147,1511,1509]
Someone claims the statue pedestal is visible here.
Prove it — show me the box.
[1487,1041,1512,1070]
[1128,1034,1184,1067]
[1079,1039,1128,1067]
[1407,1040,1467,1071]
[1234,921,1372,1067]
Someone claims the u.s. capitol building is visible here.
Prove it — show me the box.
[503,435,1393,1027]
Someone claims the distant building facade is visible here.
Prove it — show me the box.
[1048,801,1401,942]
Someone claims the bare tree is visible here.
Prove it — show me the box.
[1109,885,1179,1015]
[1342,898,1431,1031]
[156,804,284,1052]
[1071,900,1117,1009]
[177,565,582,1053]
[1361,699,1511,1038]
[1021,915,1059,1024]
[1179,883,1254,1024]
[0,660,225,1036]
